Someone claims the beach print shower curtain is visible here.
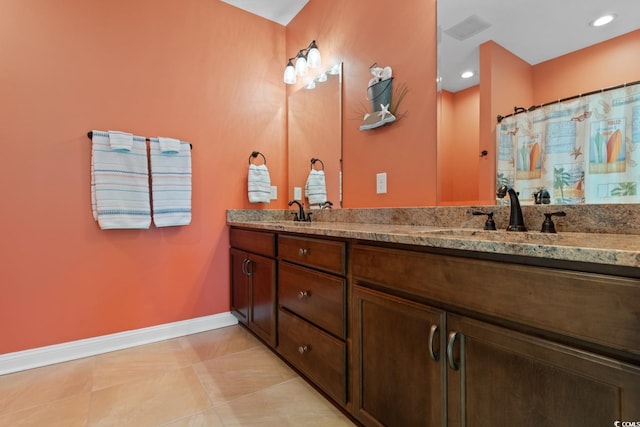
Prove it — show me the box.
[496,83,640,205]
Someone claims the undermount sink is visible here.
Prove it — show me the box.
[419,228,564,244]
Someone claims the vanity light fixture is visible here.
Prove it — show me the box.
[461,70,474,79]
[327,63,341,75]
[283,59,296,84]
[283,40,322,85]
[590,14,616,27]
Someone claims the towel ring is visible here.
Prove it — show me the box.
[310,158,324,171]
[249,151,267,165]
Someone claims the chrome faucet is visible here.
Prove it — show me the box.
[496,185,527,231]
[288,200,307,222]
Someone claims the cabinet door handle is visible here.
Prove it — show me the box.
[298,345,310,355]
[241,258,249,275]
[298,248,309,256]
[298,290,310,300]
[428,324,440,361]
[447,331,460,371]
[245,259,254,276]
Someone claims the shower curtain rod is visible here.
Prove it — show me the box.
[496,79,640,123]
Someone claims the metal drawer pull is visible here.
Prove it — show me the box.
[447,331,459,371]
[428,324,440,361]
[241,258,250,275]
[298,290,310,299]
[299,248,309,256]
[245,259,253,276]
[298,345,310,355]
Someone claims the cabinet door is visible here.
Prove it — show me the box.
[352,285,446,427]
[247,253,277,347]
[230,248,249,325]
[446,314,640,427]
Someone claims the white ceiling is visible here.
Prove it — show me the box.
[439,0,640,92]
[220,0,308,26]
[220,0,640,92]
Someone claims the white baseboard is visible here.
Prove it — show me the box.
[0,312,238,375]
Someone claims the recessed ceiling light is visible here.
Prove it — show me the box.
[461,71,474,79]
[591,14,616,27]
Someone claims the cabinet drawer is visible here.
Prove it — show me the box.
[278,308,347,404]
[279,262,346,338]
[279,235,345,274]
[230,228,275,257]
[352,244,640,358]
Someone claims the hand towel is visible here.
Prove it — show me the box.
[158,137,181,154]
[91,130,151,229]
[149,138,192,227]
[305,169,327,205]
[248,164,271,203]
[108,130,134,151]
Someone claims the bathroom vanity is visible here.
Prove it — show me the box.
[228,208,640,426]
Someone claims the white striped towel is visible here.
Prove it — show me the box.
[158,137,181,154]
[248,164,271,203]
[150,138,192,227]
[305,169,327,205]
[108,130,134,151]
[91,130,151,229]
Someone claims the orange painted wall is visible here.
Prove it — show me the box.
[478,41,534,203]
[438,87,480,205]
[0,0,286,354]
[286,0,438,207]
[533,29,640,104]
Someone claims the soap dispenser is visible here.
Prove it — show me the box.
[541,211,566,233]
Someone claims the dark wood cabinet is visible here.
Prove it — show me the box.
[277,235,349,405]
[351,243,640,427]
[229,226,640,426]
[351,285,446,427]
[446,314,640,426]
[230,229,277,348]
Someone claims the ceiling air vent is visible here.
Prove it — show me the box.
[444,14,491,41]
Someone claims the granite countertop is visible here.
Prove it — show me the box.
[227,212,640,269]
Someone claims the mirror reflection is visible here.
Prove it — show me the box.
[288,63,342,208]
[437,0,640,205]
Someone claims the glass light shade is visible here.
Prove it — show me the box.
[283,61,296,84]
[295,53,308,76]
[316,72,328,83]
[307,42,321,69]
[305,80,316,90]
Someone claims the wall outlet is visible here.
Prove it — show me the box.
[376,172,387,194]
[293,186,302,200]
[270,186,277,200]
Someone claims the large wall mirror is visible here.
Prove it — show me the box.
[288,63,343,208]
[437,0,639,205]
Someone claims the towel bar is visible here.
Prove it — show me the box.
[87,131,192,150]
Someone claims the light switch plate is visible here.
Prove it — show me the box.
[376,173,387,194]
[270,186,277,200]
[294,187,302,200]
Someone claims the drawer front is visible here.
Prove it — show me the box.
[352,244,640,358]
[278,308,347,404]
[230,228,275,257]
[279,262,346,338]
[279,235,345,274]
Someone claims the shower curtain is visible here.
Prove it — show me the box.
[496,83,640,205]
